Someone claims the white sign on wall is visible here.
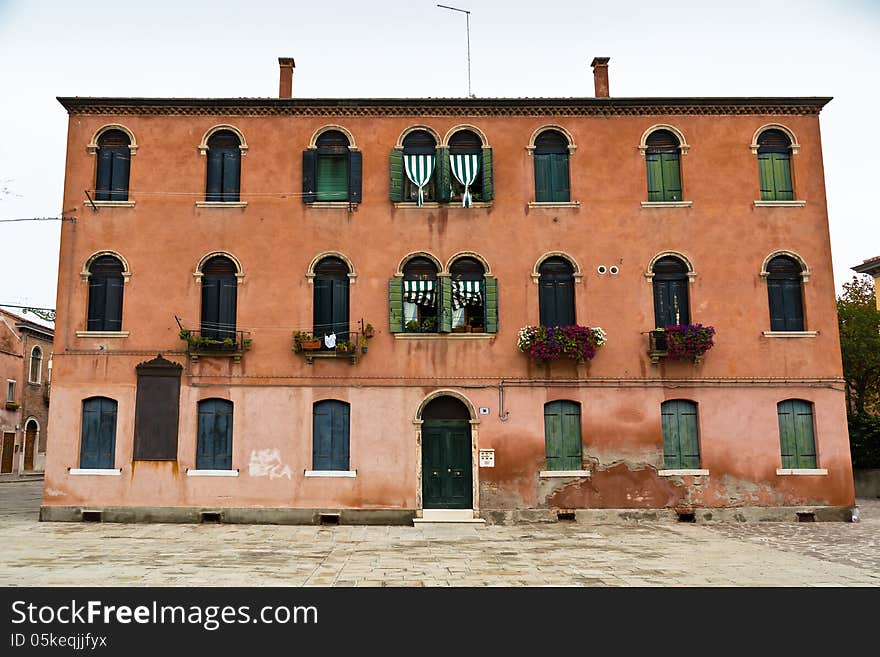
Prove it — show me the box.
[479,449,495,468]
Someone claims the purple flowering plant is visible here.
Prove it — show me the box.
[663,324,715,361]
[517,325,606,362]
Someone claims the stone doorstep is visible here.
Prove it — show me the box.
[413,509,487,526]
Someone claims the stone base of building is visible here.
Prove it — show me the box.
[40,504,855,524]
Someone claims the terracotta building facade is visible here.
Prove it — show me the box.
[41,58,854,523]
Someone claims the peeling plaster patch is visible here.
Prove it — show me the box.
[544,461,685,509]
[248,449,292,480]
[44,488,65,497]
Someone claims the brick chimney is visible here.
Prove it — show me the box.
[278,57,295,98]
[591,57,610,98]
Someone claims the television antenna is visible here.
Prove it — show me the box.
[437,4,474,98]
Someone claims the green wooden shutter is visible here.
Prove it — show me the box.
[678,402,700,469]
[793,402,817,468]
[109,149,130,201]
[777,400,798,468]
[661,401,681,469]
[481,147,494,202]
[438,276,452,333]
[95,149,113,201]
[544,402,563,471]
[758,152,775,200]
[302,150,317,203]
[534,153,550,202]
[484,276,498,333]
[550,153,570,202]
[660,153,682,201]
[544,401,581,471]
[389,148,404,202]
[772,153,794,200]
[316,155,349,201]
[436,147,451,203]
[388,278,403,333]
[348,150,362,203]
[646,153,663,201]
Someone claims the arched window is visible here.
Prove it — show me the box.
[311,130,352,202]
[777,399,816,469]
[403,256,440,332]
[652,256,690,327]
[80,397,117,469]
[314,257,350,344]
[766,255,804,331]
[95,129,131,201]
[24,418,38,471]
[205,131,241,202]
[200,256,238,341]
[538,257,575,327]
[544,401,582,471]
[757,129,794,201]
[402,130,437,204]
[313,400,350,471]
[661,400,700,469]
[87,255,124,331]
[29,346,42,384]
[197,399,234,470]
[449,257,486,332]
[448,129,483,204]
[534,130,570,202]
[645,129,682,202]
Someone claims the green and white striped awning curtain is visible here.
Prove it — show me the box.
[450,154,480,207]
[452,280,482,310]
[403,279,436,307]
[404,155,435,207]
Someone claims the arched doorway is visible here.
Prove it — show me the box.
[420,395,473,510]
[24,419,37,472]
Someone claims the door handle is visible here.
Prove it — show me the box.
[447,468,451,473]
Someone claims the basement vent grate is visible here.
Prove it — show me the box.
[677,512,696,523]
[556,511,576,522]
[81,510,102,523]
[200,512,222,524]
[796,512,816,523]
[319,513,340,526]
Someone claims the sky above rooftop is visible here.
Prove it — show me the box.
[0,0,877,315]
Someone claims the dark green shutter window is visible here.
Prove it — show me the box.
[538,257,575,327]
[200,256,237,341]
[652,256,690,327]
[87,255,125,331]
[349,150,363,203]
[435,146,452,203]
[95,130,131,202]
[766,256,804,331]
[645,130,682,202]
[302,150,317,203]
[205,131,241,202]
[661,400,700,469]
[197,399,233,470]
[388,277,404,333]
[544,400,582,471]
[481,147,494,202]
[757,129,794,201]
[484,275,498,333]
[438,276,453,333]
[777,400,817,469]
[313,400,350,471]
[314,130,351,202]
[534,131,570,202]
[79,397,117,469]
[313,257,350,342]
[389,148,404,202]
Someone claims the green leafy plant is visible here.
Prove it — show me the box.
[421,317,437,333]
[364,324,375,338]
[405,320,421,332]
[517,325,606,362]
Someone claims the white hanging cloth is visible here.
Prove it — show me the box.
[450,154,480,207]
[323,333,337,349]
[403,154,435,207]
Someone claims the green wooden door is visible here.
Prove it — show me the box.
[777,400,817,468]
[544,401,582,471]
[661,400,700,469]
[422,419,472,509]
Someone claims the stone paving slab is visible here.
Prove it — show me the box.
[1,482,877,587]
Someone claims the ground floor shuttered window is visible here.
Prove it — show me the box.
[79,397,117,470]
[544,401,582,471]
[661,400,700,469]
[197,399,233,470]
[313,400,350,471]
[777,400,817,469]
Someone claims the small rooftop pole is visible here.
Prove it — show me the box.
[437,4,473,98]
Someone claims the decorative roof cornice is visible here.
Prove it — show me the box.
[852,256,880,276]
[57,96,832,117]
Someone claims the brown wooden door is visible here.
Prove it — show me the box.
[1,433,14,473]
[24,426,35,471]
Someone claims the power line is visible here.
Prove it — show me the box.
[0,217,72,223]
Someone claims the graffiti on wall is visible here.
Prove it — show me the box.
[248,448,292,480]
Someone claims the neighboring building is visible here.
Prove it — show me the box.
[0,308,53,473]
[42,57,854,523]
[852,256,880,311]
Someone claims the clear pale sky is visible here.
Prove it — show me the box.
[0,0,877,316]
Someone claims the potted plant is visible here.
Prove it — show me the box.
[421,317,437,333]
[293,331,321,351]
[405,320,421,333]
[470,325,484,333]
[452,325,468,333]
[664,324,715,363]
[359,336,368,354]
[364,324,375,339]
[335,340,352,353]
[517,325,607,363]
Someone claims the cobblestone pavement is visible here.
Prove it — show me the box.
[0,480,877,587]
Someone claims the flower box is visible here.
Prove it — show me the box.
[300,340,322,351]
[517,325,606,362]
[662,324,715,363]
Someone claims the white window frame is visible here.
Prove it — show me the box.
[28,346,42,384]
[6,380,15,403]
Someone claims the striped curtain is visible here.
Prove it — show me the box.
[452,280,483,310]
[450,154,480,207]
[403,279,436,307]
[404,155,435,207]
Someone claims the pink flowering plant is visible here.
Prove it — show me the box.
[663,324,715,361]
[517,325,606,362]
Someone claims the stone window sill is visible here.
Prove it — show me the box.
[658,469,709,476]
[754,200,806,207]
[186,469,239,477]
[394,333,494,340]
[304,470,357,478]
[307,201,358,209]
[776,468,827,476]
[84,200,135,208]
[539,470,591,478]
[76,331,130,338]
[641,201,693,208]
[195,201,248,208]
[528,201,581,208]
[762,331,818,338]
[69,468,121,476]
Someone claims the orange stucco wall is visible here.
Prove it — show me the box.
[43,101,854,514]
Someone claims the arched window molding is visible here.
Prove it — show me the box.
[307,125,358,151]
[531,252,583,284]
[638,124,690,156]
[193,251,245,283]
[86,124,138,155]
[441,124,490,148]
[198,125,248,156]
[25,417,41,453]
[394,251,446,277]
[394,125,442,149]
[80,251,132,283]
[644,251,697,282]
[414,389,479,424]
[526,124,577,155]
[760,250,811,282]
[306,251,357,284]
[29,346,42,384]
[751,124,800,155]
[445,251,492,276]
